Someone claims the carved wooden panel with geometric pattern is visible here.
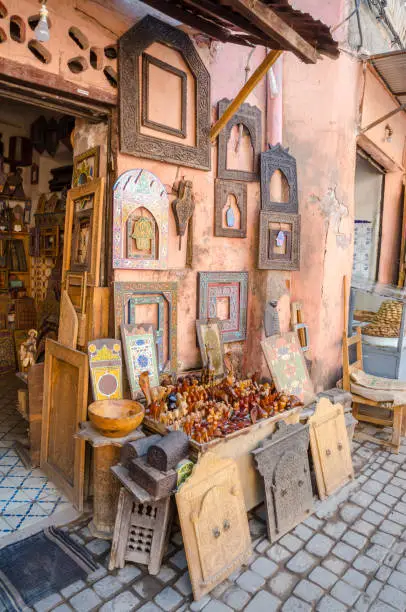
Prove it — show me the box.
[253,422,313,542]
[176,453,252,601]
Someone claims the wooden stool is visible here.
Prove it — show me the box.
[75,423,144,539]
[109,465,173,575]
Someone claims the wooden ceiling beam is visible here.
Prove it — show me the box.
[222,0,319,63]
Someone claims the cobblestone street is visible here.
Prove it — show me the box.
[19,431,404,612]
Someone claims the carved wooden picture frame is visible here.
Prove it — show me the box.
[258,211,300,271]
[198,272,248,343]
[113,169,169,270]
[217,98,262,182]
[113,281,178,377]
[119,15,210,171]
[63,178,104,286]
[214,179,247,238]
[260,144,299,213]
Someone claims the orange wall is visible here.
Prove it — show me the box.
[361,69,406,170]
[283,0,361,390]
[114,43,270,377]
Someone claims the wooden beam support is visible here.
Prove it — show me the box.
[223,0,318,64]
[210,49,283,142]
[360,103,406,134]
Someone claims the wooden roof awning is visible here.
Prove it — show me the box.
[369,50,406,105]
[139,0,339,64]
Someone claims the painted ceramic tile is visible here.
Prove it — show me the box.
[261,332,315,405]
[121,324,159,398]
[88,339,123,401]
[113,169,169,270]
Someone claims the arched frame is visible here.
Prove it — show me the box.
[217,98,262,182]
[112,169,169,270]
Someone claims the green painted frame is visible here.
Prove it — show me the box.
[113,281,178,377]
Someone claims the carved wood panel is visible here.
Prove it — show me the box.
[217,98,261,182]
[119,16,210,171]
[253,422,313,542]
[258,211,300,271]
[309,398,354,500]
[260,144,299,213]
[176,453,252,601]
[214,179,247,238]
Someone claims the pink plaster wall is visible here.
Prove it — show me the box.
[283,0,361,390]
[361,70,406,170]
[114,43,270,376]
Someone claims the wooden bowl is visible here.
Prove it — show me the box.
[88,399,145,438]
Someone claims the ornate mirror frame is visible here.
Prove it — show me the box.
[217,98,262,182]
[112,169,169,270]
[214,179,247,238]
[261,144,299,213]
[119,15,211,171]
[258,211,300,271]
[197,271,248,343]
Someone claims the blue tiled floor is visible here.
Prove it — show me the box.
[0,374,70,538]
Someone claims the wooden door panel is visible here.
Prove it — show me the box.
[41,339,88,510]
[309,398,354,499]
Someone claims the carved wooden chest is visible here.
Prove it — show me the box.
[252,421,314,542]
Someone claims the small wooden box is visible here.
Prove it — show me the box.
[129,456,177,498]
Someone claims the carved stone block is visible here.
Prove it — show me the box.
[252,422,314,542]
[147,431,189,472]
[120,434,162,468]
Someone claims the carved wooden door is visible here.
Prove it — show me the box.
[176,453,252,601]
[309,398,354,499]
[253,422,314,542]
[193,484,244,582]
[272,450,312,537]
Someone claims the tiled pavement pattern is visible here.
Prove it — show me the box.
[0,375,70,537]
[27,433,406,612]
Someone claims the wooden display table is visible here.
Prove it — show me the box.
[75,422,144,539]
